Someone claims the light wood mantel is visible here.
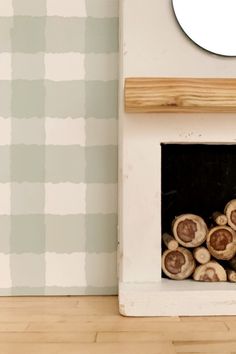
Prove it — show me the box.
[125,78,236,113]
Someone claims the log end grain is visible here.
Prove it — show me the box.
[162,247,196,280]
[212,211,228,226]
[193,247,211,265]
[193,261,227,282]
[162,233,179,250]
[225,200,236,230]
[172,214,208,248]
[207,226,236,260]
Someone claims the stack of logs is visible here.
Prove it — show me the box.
[162,199,236,282]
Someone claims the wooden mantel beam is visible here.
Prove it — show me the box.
[125,78,236,113]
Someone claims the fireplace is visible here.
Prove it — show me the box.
[119,0,236,316]
[161,143,236,235]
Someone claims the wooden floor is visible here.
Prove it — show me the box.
[0,296,236,353]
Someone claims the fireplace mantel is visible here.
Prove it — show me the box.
[125,78,236,113]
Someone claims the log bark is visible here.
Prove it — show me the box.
[193,261,227,282]
[225,200,236,230]
[226,269,236,282]
[212,211,227,226]
[162,233,179,250]
[193,247,211,265]
[172,214,208,248]
[206,226,236,260]
[162,247,196,280]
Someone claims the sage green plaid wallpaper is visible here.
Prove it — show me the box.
[0,0,118,295]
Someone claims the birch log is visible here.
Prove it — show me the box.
[172,214,208,248]
[225,200,236,230]
[212,211,227,226]
[226,269,236,282]
[206,226,236,260]
[193,261,227,282]
[162,247,196,280]
[193,247,211,265]
[162,233,178,250]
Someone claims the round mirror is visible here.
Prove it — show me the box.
[172,0,236,56]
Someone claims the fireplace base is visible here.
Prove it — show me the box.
[119,280,236,316]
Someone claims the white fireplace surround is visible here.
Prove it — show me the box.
[119,0,236,316]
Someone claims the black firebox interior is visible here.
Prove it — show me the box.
[161,144,236,234]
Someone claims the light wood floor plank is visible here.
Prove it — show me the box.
[0,323,28,332]
[0,342,175,354]
[0,313,179,323]
[177,353,231,354]
[0,313,119,323]
[0,296,116,308]
[0,296,79,303]
[0,332,96,343]
[0,304,118,317]
[0,300,78,309]
[97,330,236,343]
[27,319,226,333]
[174,340,236,352]
[221,320,236,331]
[181,316,236,322]
[76,296,118,302]
[75,300,120,315]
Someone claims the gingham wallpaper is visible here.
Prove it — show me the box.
[0,0,118,295]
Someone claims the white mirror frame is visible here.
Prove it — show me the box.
[172,0,236,57]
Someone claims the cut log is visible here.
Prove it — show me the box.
[193,247,211,265]
[212,211,227,226]
[172,214,208,248]
[162,233,179,250]
[226,269,236,282]
[229,256,236,271]
[206,226,236,260]
[225,200,236,230]
[162,247,196,280]
[193,261,227,282]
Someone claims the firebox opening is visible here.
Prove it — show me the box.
[161,143,236,234]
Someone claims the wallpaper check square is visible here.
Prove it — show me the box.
[0,0,118,295]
